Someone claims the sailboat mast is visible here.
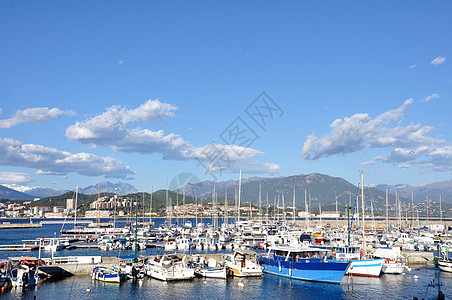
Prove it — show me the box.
[259,183,262,221]
[224,189,228,225]
[74,186,78,228]
[182,188,185,226]
[293,187,296,225]
[360,170,365,249]
[335,195,338,229]
[97,174,100,228]
[237,169,242,223]
[305,189,309,228]
[150,180,153,224]
[440,194,443,224]
[411,191,414,229]
[385,189,389,230]
[282,193,286,224]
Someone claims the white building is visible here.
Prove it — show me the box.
[85,210,110,218]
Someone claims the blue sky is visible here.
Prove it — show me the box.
[0,1,451,192]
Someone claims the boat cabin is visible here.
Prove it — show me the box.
[266,246,332,262]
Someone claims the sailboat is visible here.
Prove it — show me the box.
[337,171,384,278]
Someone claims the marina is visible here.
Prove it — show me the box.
[0,216,451,299]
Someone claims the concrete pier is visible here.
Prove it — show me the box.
[0,222,42,229]
[401,251,434,265]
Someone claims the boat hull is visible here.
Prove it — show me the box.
[382,263,406,274]
[259,257,350,284]
[197,267,227,279]
[438,260,452,273]
[348,259,384,277]
[92,267,121,283]
[146,268,195,281]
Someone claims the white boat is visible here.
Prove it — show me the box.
[224,249,263,277]
[164,238,178,251]
[349,258,385,277]
[176,237,190,251]
[194,258,227,279]
[9,265,31,287]
[196,267,227,279]
[437,258,452,272]
[7,256,40,287]
[335,246,384,277]
[372,247,411,274]
[43,238,63,252]
[91,266,121,283]
[436,250,452,273]
[144,255,194,281]
[339,171,384,278]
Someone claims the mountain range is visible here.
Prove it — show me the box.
[0,181,139,200]
[1,174,452,214]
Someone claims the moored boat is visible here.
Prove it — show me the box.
[372,247,411,274]
[225,249,263,277]
[91,266,121,283]
[435,250,452,273]
[335,246,384,277]
[193,257,227,279]
[258,246,350,284]
[144,254,194,281]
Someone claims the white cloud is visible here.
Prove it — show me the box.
[67,100,280,175]
[421,93,440,103]
[66,99,176,146]
[0,172,34,184]
[302,99,441,160]
[301,99,452,173]
[409,64,416,69]
[398,164,410,169]
[431,56,446,66]
[0,107,76,129]
[0,137,135,178]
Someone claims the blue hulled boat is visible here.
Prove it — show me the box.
[258,246,350,284]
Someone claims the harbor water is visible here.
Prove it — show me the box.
[0,218,450,299]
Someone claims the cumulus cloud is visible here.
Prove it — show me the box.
[398,164,410,169]
[66,99,176,146]
[0,137,134,178]
[421,93,440,103]
[302,98,452,173]
[67,100,280,175]
[302,99,441,160]
[431,56,446,65]
[0,107,76,129]
[0,172,34,184]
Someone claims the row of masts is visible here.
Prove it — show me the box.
[86,170,446,231]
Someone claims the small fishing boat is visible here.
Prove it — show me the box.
[92,266,121,283]
[194,258,227,279]
[225,249,263,277]
[118,256,145,280]
[259,246,350,284]
[6,256,41,287]
[435,250,452,273]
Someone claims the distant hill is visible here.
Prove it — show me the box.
[0,185,34,200]
[174,176,266,197]
[372,180,452,203]
[79,181,139,195]
[179,173,403,216]
[2,181,138,200]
